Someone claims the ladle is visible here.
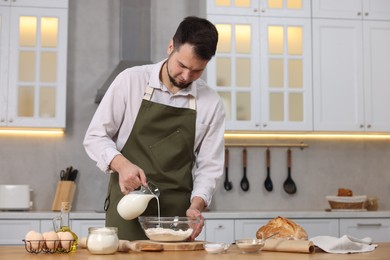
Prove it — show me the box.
[240,148,249,191]
[283,148,297,194]
[264,148,273,192]
[223,148,233,191]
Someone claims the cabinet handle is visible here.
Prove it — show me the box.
[253,8,258,13]
[357,223,382,227]
[263,123,267,127]
[367,124,371,128]
[357,12,362,16]
[365,12,369,16]
[360,124,364,128]
[8,119,13,123]
[217,225,224,229]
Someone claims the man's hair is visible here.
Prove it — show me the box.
[172,16,218,61]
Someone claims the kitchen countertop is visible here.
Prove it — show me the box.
[1,210,390,220]
[2,244,390,259]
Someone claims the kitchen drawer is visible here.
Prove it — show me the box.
[340,218,390,242]
[293,218,339,238]
[0,220,40,245]
[235,219,269,239]
[205,219,234,243]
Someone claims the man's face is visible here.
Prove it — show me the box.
[166,43,209,89]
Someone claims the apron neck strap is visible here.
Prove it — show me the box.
[143,86,196,110]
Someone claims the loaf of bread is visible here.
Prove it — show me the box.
[256,216,308,240]
[337,188,353,196]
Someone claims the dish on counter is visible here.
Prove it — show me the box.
[203,242,230,254]
[235,239,265,254]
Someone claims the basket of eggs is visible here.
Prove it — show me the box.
[23,230,76,254]
[326,188,367,211]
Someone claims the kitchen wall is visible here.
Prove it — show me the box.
[0,0,389,212]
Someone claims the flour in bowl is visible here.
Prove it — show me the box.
[145,227,193,242]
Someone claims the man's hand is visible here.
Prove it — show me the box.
[110,154,147,194]
[186,196,206,241]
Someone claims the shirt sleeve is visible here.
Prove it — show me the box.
[191,96,225,207]
[83,73,130,173]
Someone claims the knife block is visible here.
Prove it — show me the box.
[51,181,76,211]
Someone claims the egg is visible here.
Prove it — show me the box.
[25,230,44,251]
[58,231,74,250]
[43,231,59,249]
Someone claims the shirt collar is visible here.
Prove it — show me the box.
[148,59,198,97]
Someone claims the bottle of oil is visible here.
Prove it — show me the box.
[53,202,78,252]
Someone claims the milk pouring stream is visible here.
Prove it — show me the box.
[117,182,160,220]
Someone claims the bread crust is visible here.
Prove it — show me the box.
[338,188,353,196]
[256,216,308,240]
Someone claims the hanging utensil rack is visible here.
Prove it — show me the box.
[225,142,308,149]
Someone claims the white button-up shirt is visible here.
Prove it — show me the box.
[83,60,225,206]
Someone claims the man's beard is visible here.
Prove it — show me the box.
[167,62,192,89]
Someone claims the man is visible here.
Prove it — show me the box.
[83,16,225,241]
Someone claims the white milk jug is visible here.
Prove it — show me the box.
[117,182,159,220]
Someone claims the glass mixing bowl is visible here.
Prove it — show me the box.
[138,216,200,242]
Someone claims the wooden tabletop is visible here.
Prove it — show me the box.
[2,243,390,260]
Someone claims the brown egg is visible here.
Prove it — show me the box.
[43,231,59,249]
[25,230,44,250]
[59,231,74,250]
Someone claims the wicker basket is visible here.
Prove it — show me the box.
[326,195,367,210]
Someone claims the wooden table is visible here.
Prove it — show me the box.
[2,243,390,260]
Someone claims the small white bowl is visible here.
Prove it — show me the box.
[203,242,230,254]
[235,239,265,254]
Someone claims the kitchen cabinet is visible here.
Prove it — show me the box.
[234,219,268,239]
[0,0,68,129]
[204,219,235,243]
[293,218,339,238]
[339,218,390,242]
[312,0,390,20]
[0,219,40,245]
[312,5,390,131]
[207,10,312,131]
[207,0,311,18]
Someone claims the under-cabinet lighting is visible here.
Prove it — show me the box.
[0,128,64,136]
[224,132,390,140]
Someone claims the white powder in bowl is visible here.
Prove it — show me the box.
[145,227,193,242]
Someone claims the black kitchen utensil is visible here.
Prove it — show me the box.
[240,148,249,191]
[68,169,78,182]
[223,148,233,191]
[264,148,273,192]
[283,148,297,194]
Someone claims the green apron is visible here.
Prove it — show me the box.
[104,85,196,240]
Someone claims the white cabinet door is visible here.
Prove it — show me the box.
[234,219,268,239]
[363,21,390,132]
[313,19,364,131]
[71,220,105,239]
[340,218,390,242]
[0,1,68,129]
[293,219,339,238]
[260,17,312,131]
[312,0,363,19]
[207,15,261,130]
[312,0,390,21]
[40,219,55,233]
[0,219,40,245]
[205,219,234,243]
